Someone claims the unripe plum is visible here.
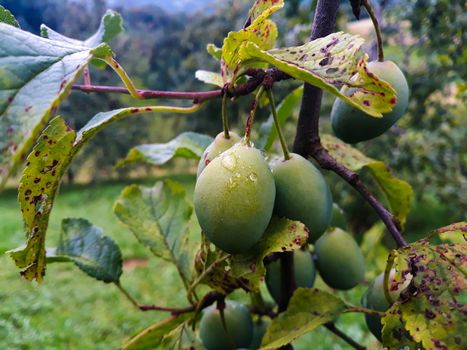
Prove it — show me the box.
[249,318,270,349]
[199,300,253,350]
[330,203,348,230]
[361,270,412,341]
[331,60,409,143]
[194,143,275,254]
[265,249,316,304]
[197,131,241,177]
[271,153,332,241]
[314,228,364,290]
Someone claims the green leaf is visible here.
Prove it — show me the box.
[221,0,283,82]
[206,43,222,61]
[55,218,123,283]
[0,24,97,187]
[75,105,201,147]
[382,226,467,350]
[194,217,309,294]
[260,288,346,349]
[195,70,224,87]
[322,134,413,227]
[117,132,213,167]
[85,10,123,47]
[40,10,122,68]
[258,86,303,150]
[7,116,76,282]
[240,32,397,117]
[122,314,193,350]
[360,223,389,279]
[0,5,19,27]
[436,221,467,244]
[114,181,199,288]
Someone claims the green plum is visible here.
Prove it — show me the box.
[199,301,253,350]
[249,318,270,349]
[265,249,316,304]
[330,203,348,230]
[271,153,332,241]
[331,60,409,143]
[315,228,364,290]
[197,131,241,177]
[361,270,412,341]
[194,142,275,254]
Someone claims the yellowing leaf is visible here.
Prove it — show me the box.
[221,0,283,82]
[322,134,413,227]
[194,217,308,294]
[240,32,397,117]
[260,288,345,349]
[7,117,76,281]
[382,226,467,350]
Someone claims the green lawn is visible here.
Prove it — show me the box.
[0,177,380,349]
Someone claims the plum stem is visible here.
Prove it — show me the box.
[363,0,385,62]
[221,92,230,139]
[244,86,264,144]
[266,88,291,160]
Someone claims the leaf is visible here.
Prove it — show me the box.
[221,0,283,82]
[322,134,413,227]
[195,70,224,87]
[84,10,123,47]
[360,223,389,279]
[122,314,192,350]
[260,288,346,349]
[382,228,467,350]
[7,116,75,282]
[0,24,96,187]
[117,132,213,167]
[206,43,222,61]
[0,5,19,27]
[436,222,467,244]
[194,217,309,294]
[240,32,397,117]
[258,86,303,150]
[74,105,201,147]
[55,218,123,283]
[113,181,199,288]
[41,10,122,69]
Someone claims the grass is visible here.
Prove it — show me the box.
[0,176,380,349]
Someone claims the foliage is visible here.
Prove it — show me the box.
[0,1,464,349]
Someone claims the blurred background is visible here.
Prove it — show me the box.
[0,0,465,349]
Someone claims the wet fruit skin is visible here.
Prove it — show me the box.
[331,60,409,143]
[199,301,253,350]
[197,131,241,177]
[361,270,412,341]
[271,153,332,242]
[265,249,316,304]
[194,143,276,254]
[314,228,364,290]
[249,318,270,349]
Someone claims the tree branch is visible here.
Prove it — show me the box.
[292,0,407,248]
[72,68,289,103]
[324,323,366,350]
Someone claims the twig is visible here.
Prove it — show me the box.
[362,0,384,62]
[139,304,195,315]
[72,68,289,103]
[292,0,407,248]
[345,305,385,317]
[324,323,366,350]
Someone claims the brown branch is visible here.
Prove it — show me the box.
[139,304,195,315]
[72,68,289,103]
[324,323,366,350]
[292,0,407,248]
